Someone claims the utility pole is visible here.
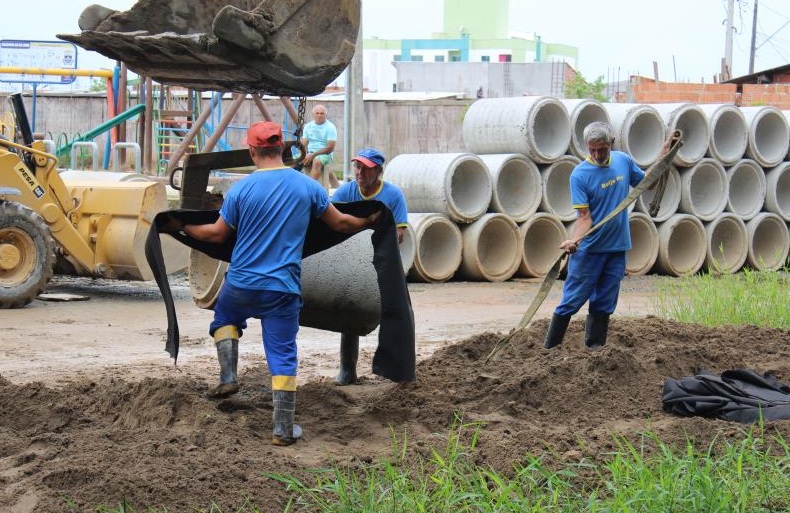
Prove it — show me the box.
[724,0,735,79]
[749,0,759,74]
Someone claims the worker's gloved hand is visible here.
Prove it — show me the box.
[365,210,382,227]
[559,239,578,254]
[159,212,185,234]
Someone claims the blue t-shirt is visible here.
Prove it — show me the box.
[570,151,645,252]
[302,120,337,155]
[332,181,409,228]
[220,167,330,294]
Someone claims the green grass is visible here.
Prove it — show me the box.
[266,421,790,513]
[653,268,790,328]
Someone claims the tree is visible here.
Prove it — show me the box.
[89,78,107,93]
[564,73,607,102]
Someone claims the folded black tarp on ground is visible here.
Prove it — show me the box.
[144,200,416,383]
[662,368,790,423]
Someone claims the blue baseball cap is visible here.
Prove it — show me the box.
[352,148,386,168]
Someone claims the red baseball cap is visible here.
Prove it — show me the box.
[244,121,283,148]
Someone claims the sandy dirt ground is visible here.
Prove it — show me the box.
[2,274,790,512]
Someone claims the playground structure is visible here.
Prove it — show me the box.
[0,65,309,177]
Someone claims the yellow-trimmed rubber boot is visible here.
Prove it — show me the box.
[272,390,303,446]
[207,338,240,398]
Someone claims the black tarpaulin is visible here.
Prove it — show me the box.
[144,200,416,383]
[662,368,790,423]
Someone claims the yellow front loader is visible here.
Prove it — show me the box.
[0,94,188,308]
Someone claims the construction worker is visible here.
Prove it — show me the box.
[543,121,645,351]
[177,121,379,446]
[331,148,409,385]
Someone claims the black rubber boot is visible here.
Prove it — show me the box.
[334,333,359,386]
[272,390,303,447]
[208,338,240,398]
[585,312,610,349]
[544,313,572,349]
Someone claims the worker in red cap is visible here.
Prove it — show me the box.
[330,147,409,385]
[178,121,380,446]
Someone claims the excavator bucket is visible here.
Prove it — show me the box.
[57,0,360,96]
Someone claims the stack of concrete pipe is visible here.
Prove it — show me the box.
[384,96,790,283]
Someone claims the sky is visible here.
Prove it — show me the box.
[0,0,787,91]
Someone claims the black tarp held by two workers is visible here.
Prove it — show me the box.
[662,368,790,423]
[144,200,416,383]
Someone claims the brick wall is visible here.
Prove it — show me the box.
[626,76,790,109]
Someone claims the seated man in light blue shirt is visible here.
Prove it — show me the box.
[300,104,340,188]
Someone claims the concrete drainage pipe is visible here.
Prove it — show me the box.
[653,103,710,167]
[386,153,492,224]
[478,153,542,223]
[725,159,766,221]
[300,232,381,334]
[740,105,790,168]
[745,213,790,271]
[560,98,611,159]
[602,103,667,167]
[458,213,521,282]
[698,104,748,166]
[703,213,748,274]
[653,214,707,277]
[539,155,581,222]
[399,223,417,274]
[627,212,659,276]
[407,213,463,283]
[462,96,571,163]
[764,162,790,222]
[678,158,728,221]
[517,213,566,278]
[634,165,681,222]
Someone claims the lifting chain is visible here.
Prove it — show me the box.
[293,96,306,140]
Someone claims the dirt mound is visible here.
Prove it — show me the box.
[3,316,790,511]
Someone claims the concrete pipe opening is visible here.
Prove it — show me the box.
[704,213,748,274]
[560,99,611,159]
[764,162,790,222]
[478,153,542,222]
[458,213,521,282]
[399,223,417,274]
[678,158,728,221]
[627,212,659,276]
[462,96,571,163]
[653,103,710,167]
[407,213,463,283]
[784,110,790,160]
[725,159,766,221]
[634,165,681,222]
[746,212,790,271]
[603,103,667,167]
[539,155,580,222]
[387,153,492,223]
[699,104,748,166]
[740,106,790,168]
[517,213,566,278]
[653,214,707,277]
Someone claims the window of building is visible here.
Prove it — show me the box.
[498,54,512,63]
[481,56,490,62]
[411,55,424,62]
[434,55,445,62]
[393,54,401,62]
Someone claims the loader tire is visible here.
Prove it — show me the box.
[0,201,55,308]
